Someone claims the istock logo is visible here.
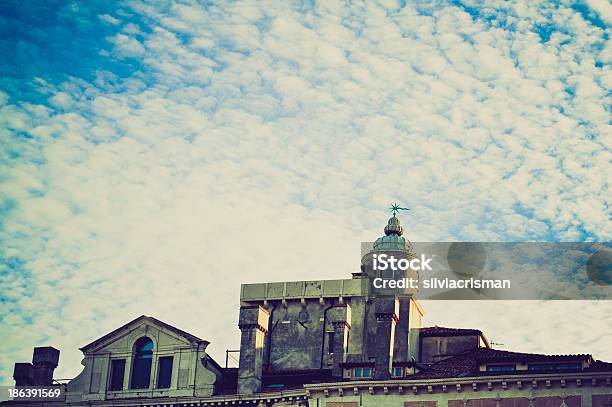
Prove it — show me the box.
[372,253,433,271]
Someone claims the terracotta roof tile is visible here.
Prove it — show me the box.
[413,348,600,379]
[419,326,483,337]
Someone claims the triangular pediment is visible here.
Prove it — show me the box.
[80,315,208,354]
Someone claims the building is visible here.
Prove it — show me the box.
[4,215,612,407]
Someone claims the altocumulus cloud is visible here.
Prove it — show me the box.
[0,0,611,384]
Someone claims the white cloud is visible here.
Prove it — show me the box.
[585,0,612,23]
[48,92,74,109]
[99,14,120,25]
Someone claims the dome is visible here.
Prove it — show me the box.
[373,234,410,251]
[372,215,413,252]
[360,213,415,273]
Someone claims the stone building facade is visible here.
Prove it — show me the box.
[3,215,611,407]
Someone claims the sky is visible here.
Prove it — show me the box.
[0,0,611,385]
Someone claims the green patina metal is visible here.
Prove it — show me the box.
[389,202,410,217]
[370,204,413,252]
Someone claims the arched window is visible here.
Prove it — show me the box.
[130,337,153,389]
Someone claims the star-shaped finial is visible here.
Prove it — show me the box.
[389,203,410,217]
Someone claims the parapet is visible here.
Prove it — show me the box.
[240,279,365,302]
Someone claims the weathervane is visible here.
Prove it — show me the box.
[389,202,410,217]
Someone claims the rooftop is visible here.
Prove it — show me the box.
[419,326,483,337]
[414,348,595,379]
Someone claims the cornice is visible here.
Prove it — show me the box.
[83,389,308,407]
[303,372,612,397]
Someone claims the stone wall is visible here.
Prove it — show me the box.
[267,301,330,371]
[241,279,425,377]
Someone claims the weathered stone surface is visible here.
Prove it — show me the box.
[241,279,364,302]
[238,306,269,395]
[328,304,351,378]
[373,296,399,380]
[421,334,480,364]
[268,301,326,370]
[393,297,412,362]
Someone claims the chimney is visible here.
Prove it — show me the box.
[13,363,34,387]
[31,347,60,386]
[373,296,399,380]
[327,304,351,379]
[237,306,269,395]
